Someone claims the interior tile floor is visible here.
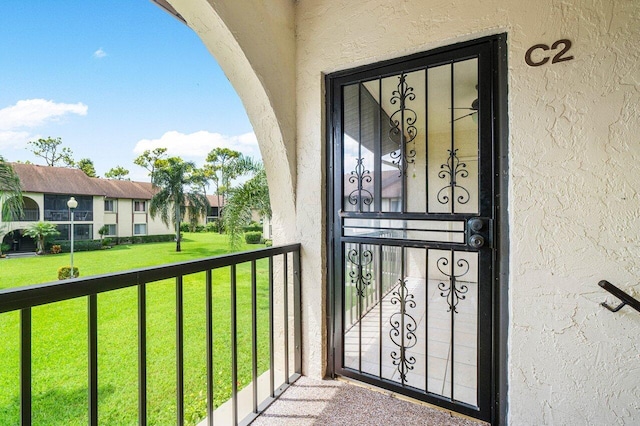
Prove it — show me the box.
[343,277,479,406]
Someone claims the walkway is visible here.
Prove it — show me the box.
[251,376,486,426]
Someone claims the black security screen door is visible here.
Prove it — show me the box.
[327,36,503,422]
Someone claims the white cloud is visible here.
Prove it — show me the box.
[133,130,261,162]
[0,131,31,149]
[0,99,88,131]
[93,48,107,59]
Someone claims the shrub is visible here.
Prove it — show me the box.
[112,234,174,245]
[195,225,205,233]
[58,266,80,279]
[54,240,103,252]
[1,243,10,254]
[180,223,190,233]
[102,238,112,247]
[50,245,62,254]
[132,234,175,244]
[205,222,218,233]
[98,225,110,239]
[243,222,263,233]
[244,231,263,244]
[264,239,273,247]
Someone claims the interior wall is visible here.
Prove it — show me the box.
[295,0,640,424]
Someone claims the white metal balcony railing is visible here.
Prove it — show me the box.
[43,209,94,222]
[11,209,40,222]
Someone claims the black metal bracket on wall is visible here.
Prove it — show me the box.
[598,280,640,313]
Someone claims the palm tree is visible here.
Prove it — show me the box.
[0,156,23,221]
[149,157,210,252]
[23,222,60,255]
[223,164,271,250]
[205,148,261,233]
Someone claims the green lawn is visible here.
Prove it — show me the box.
[0,233,272,425]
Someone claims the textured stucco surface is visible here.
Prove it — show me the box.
[169,0,298,244]
[177,0,640,423]
[294,0,640,424]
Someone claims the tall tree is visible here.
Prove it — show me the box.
[23,221,60,255]
[0,156,23,221]
[223,164,271,250]
[27,137,75,167]
[76,158,97,177]
[205,148,259,232]
[105,166,130,180]
[149,157,209,252]
[134,147,168,177]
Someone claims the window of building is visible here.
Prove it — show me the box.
[104,199,117,212]
[104,224,116,236]
[44,195,93,221]
[134,224,147,235]
[55,224,93,241]
[134,200,146,212]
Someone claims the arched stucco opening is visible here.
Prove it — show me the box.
[167,0,328,379]
[21,196,40,221]
[167,0,297,246]
[2,229,34,253]
[2,195,39,221]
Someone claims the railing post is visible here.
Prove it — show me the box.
[268,256,275,398]
[88,294,98,426]
[138,283,147,425]
[230,265,238,425]
[293,248,302,374]
[205,270,213,426]
[20,308,32,426]
[176,276,184,426]
[251,260,258,413]
[283,255,289,382]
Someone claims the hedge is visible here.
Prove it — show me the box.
[47,234,176,253]
[115,234,175,245]
[243,222,263,233]
[52,240,103,252]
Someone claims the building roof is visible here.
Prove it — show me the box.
[11,163,156,200]
[206,194,225,207]
[95,179,156,200]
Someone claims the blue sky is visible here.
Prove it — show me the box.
[0,0,257,182]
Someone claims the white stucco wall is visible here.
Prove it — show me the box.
[294,0,640,424]
[118,198,133,237]
[173,0,640,423]
[92,196,105,239]
[169,0,298,246]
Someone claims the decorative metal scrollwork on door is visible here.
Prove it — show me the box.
[389,73,417,176]
[437,257,470,313]
[347,158,373,207]
[389,278,417,382]
[437,148,470,205]
[347,247,373,297]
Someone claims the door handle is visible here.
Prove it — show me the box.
[467,218,491,249]
[468,218,483,232]
[469,234,485,248]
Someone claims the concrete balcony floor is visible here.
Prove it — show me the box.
[252,376,486,426]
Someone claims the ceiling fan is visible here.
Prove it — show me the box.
[450,85,478,123]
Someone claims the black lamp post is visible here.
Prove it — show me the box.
[67,197,78,278]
